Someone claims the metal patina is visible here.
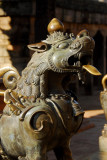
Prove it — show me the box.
[0,18,101,160]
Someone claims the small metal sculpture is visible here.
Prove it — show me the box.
[0,18,101,160]
[99,75,107,159]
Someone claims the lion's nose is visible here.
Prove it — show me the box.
[76,29,89,38]
[82,36,95,50]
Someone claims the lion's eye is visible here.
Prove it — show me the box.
[58,42,69,49]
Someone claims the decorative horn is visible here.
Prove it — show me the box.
[0,66,20,96]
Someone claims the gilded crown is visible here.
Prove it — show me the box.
[43,31,69,44]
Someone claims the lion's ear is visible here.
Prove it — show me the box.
[27,42,50,53]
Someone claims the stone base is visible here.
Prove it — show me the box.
[98,135,107,160]
[83,136,107,160]
[99,136,107,152]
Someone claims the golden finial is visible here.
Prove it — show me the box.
[47,18,64,34]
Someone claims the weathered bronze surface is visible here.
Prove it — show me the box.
[0,18,100,160]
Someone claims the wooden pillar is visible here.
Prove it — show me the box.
[103,35,106,75]
[35,0,55,42]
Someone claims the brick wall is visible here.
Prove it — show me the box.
[0,0,36,71]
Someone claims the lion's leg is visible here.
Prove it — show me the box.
[40,74,48,99]
[24,151,47,160]
[54,145,73,160]
[31,76,40,102]
[0,152,16,160]
[0,141,11,160]
[19,143,47,160]
[31,84,40,102]
[18,156,26,160]
[18,154,47,160]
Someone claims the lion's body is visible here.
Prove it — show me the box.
[0,27,95,160]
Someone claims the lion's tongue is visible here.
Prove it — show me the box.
[82,65,101,75]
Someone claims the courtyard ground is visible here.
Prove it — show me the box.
[48,87,106,160]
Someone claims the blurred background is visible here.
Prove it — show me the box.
[0,1,107,159]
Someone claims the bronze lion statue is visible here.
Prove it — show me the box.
[0,18,100,160]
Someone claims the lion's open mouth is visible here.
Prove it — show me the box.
[67,51,92,68]
[67,52,101,76]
